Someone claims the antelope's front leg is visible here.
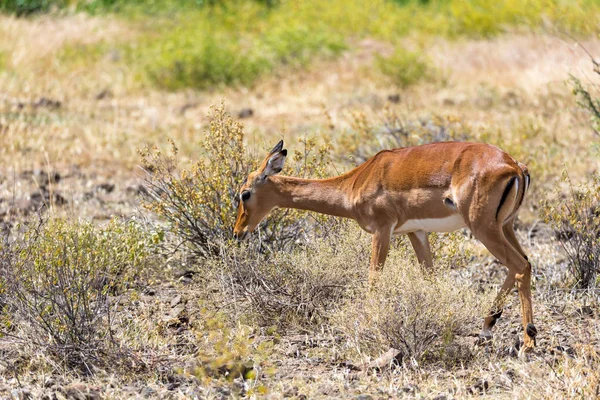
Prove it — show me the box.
[369,227,392,284]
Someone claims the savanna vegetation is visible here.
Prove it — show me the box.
[0,0,599,398]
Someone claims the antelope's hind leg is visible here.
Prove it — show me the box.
[478,272,515,343]
[472,225,536,351]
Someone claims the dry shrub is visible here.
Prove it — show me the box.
[542,171,600,288]
[184,310,274,397]
[340,109,472,163]
[199,225,369,331]
[0,217,156,374]
[335,247,488,366]
[572,73,600,139]
[140,102,333,258]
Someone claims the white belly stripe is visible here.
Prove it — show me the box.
[394,215,466,234]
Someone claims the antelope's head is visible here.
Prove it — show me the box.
[233,140,287,240]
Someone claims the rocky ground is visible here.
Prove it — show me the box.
[1,12,599,399]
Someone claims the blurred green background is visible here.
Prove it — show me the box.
[2,0,599,90]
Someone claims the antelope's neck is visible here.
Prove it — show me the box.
[269,175,354,219]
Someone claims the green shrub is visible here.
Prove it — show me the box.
[183,309,273,396]
[145,33,272,90]
[139,6,347,90]
[0,217,158,373]
[140,102,333,257]
[0,0,61,16]
[377,47,435,88]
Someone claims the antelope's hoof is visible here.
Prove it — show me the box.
[475,333,493,346]
[518,340,535,358]
[526,323,538,338]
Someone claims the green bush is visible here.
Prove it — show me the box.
[0,217,158,373]
[0,0,60,15]
[183,309,273,396]
[377,47,435,88]
[139,7,347,90]
[146,33,272,90]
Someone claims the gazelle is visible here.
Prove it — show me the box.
[234,140,536,351]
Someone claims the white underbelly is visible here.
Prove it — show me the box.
[394,214,466,234]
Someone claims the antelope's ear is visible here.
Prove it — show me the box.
[260,140,287,178]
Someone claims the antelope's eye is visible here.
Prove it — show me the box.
[241,191,251,201]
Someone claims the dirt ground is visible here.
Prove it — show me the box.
[1,13,600,399]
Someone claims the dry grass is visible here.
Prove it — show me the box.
[1,9,600,399]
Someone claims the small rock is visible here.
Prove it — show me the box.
[467,380,489,394]
[401,384,418,394]
[432,394,448,400]
[179,102,198,115]
[318,383,335,396]
[443,98,456,106]
[184,386,204,398]
[215,386,231,397]
[238,108,254,118]
[285,344,300,357]
[162,305,188,328]
[25,169,61,186]
[10,388,32,399]
[283,386,298,398]
[575,305,594,317]
[366,347,402,369]
[552,345,576,357]
[94,183,115,193]
[177,270,196,285]
[126,185,148,197]
[356,395,373,400]
[387,94,400,103]
[63,384,101,400]
[170,295,182,307]
[337,360,360,371]
[176,270,196,279]
[33,97,62,109]
[140,386,155,397]
[95,89,112,100]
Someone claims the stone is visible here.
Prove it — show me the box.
[238,108,254,119]
[170,295,182,307]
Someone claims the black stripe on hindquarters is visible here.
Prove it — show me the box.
[496,176,517,219]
